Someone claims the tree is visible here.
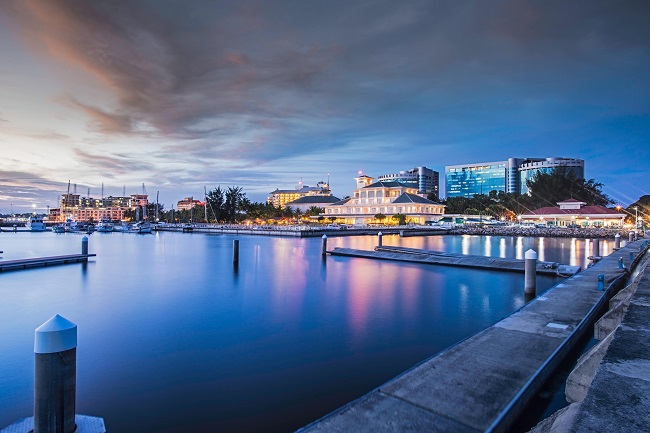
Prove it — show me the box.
[305,206,325,217]
[526,167,613,208]
[392,213,406,225]
[374,213,387,224]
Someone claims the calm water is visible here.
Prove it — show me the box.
[0,231,618,432]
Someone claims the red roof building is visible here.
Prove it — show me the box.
[521,199,625,227]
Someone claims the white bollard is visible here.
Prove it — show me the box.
[378,232,383,247]
[614,233,621,250]
[524,249,537,298]
[34,315,77,433]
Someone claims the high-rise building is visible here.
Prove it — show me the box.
[377,166,440,200]
[445,157,584,198]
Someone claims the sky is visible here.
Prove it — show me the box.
[0,0,649,213]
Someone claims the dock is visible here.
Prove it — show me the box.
[0,254,96,272]
[328,246,581,276]
[298,241,647,433]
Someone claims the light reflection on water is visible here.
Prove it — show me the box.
[0,231,622,432]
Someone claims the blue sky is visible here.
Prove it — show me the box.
[1,0,649,213]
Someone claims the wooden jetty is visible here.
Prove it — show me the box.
[329,246,581,276]
[0,254,96,272]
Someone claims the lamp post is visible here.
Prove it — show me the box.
[634,206,639,229]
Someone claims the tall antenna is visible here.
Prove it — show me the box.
[123,185,126,197]
[101,183,104,199]
[156,191,159,221]
[73,183,77,194]
[204,186,208,222]
[67,180,71,195]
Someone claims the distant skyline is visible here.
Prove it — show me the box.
[1,0,649,213]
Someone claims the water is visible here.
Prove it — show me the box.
[0,232,616,432]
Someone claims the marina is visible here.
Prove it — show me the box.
[0,231,620,432]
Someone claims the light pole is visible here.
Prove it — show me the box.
[634,206,639,230]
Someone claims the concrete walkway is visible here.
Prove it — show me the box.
[298,242,646,433]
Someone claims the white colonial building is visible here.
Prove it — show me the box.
[322,175,445,225]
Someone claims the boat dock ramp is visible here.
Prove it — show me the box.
[0,254,95,273]
[328,245,582,276]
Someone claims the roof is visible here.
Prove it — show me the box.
[557,198,585,204]
[392,193,443,205]
[523,205,624,216]
[331,197,351,206]
[285,196,341,205]
[363,181,413,189]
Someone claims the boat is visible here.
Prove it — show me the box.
[130,221,153,234]
[26,215,47,232]
[113,222,131,232]
[51,224,66,233]
[96,218,114,233]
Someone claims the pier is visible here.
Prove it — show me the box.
[0,254,95,272]
[298,240,648,433]
[328,245,581,276]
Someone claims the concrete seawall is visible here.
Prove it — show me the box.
[297,241,647,433]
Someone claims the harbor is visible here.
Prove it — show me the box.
[1,231,592,432]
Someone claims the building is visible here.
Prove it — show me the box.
[177,197,203,211]
[377,166,440,200]
[268,181,331,208]
[322,175,445,225]
[446,157,585,198]
[520,198,625,227]
[51,192,148,222]
[284,195,341,213]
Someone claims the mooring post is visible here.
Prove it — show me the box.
[634,231,639,241]
[597,274,605,291]
[614,233,621,250]
[321,235,327,256]
[233,239,239,265]
[618,257,624,269]
[593,238,600,258]
[81,236,88,255]
[377,232,383,247]
[629,232,634,243]
[524,249,537,297]
[34,315,77,433]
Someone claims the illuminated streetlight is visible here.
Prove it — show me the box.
[634,206,639,229]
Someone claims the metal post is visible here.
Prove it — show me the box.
[614,233,621,250]
[233,239,239,264]
[524,249,537,297]
[321,235,327,256]
[377,232,383,247]
[634,231,638,241]
[597,274,605,291]
[81,236,88,255]
[618,257,624,269]
[629,232,634,243]
[34,315,77,433]
[593,239,600,258]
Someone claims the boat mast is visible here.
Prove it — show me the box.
[204,186,208,222]
[156,191,159,221]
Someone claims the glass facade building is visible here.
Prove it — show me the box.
[446,161,508,198]
[377,166,440,200]
[445,157,585,198]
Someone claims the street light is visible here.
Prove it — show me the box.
[634,206,639,229]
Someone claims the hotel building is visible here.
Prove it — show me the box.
[521,198,625,227]
[323,175,445,225]
[268,181,331,208]
[446,157,584,198]
[49,193,148,222]
[377,166,440,200]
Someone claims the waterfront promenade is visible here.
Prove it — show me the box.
[298,239,649,433]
